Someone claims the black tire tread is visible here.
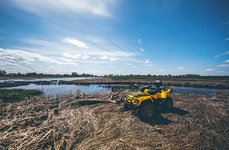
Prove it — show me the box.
[137,100,155,120]
[123,101,131,111]
[165,97,173,111]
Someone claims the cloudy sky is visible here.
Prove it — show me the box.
[0,0,229,75]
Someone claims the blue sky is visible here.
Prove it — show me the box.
[0,0,229,75]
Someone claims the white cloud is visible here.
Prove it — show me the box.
[100,55,108,60]
[0,61,18,67]
[62,49,135,61]
[100,55,117,61]
[13,0,114,17]
[126,63,132,66]
[144,59,150,64]
[93,50,135,58]
[63,53,81,59]
[205,68,215,72]
[21,37,137,62]
[214,51,229,58]
[21,60,32,65]
[62,52,90,60]
[177,66,185,71]
[140,48,144,52]
[61,37,136,59]
[225,59,229,63]
[59,57,76,63]
[218,64,229,68]
[1,36,139,74]
[82,55,90,60]
[63,38,88,49]
[83,36,137,58]
[0,48,76,65]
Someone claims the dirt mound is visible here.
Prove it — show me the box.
[0,91,229,149]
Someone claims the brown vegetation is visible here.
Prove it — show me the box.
[0,91,229,149]
[62,77,229,89]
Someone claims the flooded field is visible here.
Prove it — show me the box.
[4,84,112,97]
[1,77,229,99]
[2,83,227,97]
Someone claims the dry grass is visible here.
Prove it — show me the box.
[0,91,229,150]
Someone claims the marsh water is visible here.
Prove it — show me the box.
[3,82,227,97]
[1,77,227,97]
[5,84,112,97]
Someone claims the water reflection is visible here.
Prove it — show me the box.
[5,83,227,97]
[6,84,111,97]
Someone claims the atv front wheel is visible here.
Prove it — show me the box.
[137,101,155,120]
[164,97,173,111]
[123,101,131,111]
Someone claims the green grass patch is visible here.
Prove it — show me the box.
[0,82,29,88]
[0,89,42,103]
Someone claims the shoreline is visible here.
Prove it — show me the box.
[61,78,229,89]
[0,77,229,89]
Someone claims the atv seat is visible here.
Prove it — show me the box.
[139,86,150,92]
[147,89,160,95]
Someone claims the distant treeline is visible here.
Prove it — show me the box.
[0,70,228,80]
[0,70,95,77]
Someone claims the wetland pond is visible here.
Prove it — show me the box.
[1,77,227,97]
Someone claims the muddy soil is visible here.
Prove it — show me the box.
[0,91,229,150]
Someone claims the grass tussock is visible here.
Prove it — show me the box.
[0,82,29,88]
[0,89,42,103]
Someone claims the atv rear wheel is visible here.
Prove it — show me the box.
[137,101,155,120]
[164,97,173,111]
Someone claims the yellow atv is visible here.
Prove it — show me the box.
[123,81,173,120]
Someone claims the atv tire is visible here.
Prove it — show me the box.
[164,97,173,111]
[137,100,155,120]
[123,101,131,111]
